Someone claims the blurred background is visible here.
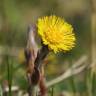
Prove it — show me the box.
[0,0,96,96]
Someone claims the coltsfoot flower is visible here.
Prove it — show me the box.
[37,15,76,53]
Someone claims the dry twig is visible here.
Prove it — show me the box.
[46,55,88,88]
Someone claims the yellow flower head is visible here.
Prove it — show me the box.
[37,15,76,53]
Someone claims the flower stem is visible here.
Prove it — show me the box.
[35,45,49,69]
[6,55,12,96]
